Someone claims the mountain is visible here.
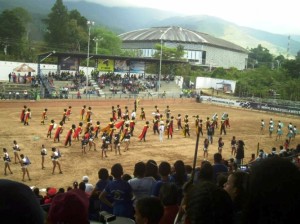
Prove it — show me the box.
[0,0,299,57]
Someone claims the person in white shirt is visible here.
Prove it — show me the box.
[128,161,157,206]
[159,121,165,142]
[82,176,94,194]
[41,144,47,169]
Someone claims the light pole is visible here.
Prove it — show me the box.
[93,37,98,54]
[86,20,94,98]
[158,29,168,93]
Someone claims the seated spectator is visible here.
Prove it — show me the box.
[0,179,44,224]
[44,187,57,204]
[242,157,300,224]
[185,181,233,224]
[47,189,89,224]
[195,160,213,183]
[159,183,179,224]
[33,187,44,205]
[128,161,157,206]
[82,175,94,195]
[135,197,164,224]
[99,163,134,219]
[145,159,160,181]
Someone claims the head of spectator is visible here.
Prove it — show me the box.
[82,176,94,194]
[133,161,146,178]
[135,197,164,224]
[98,168,109,180]
[48,189,89,224]
[213,153,223,164]
[0,179,44,224]
[58,187,65,194]
[122,173,133,182]
[158,161,171,180]
[44,187,57,204]
[79,182,86,192]
[145,160,160,180]
[111,163,123,179]
[198,160,213,182]
[186,181,233,224]
[172,160,187,186]
[73,181,79,189]
[243,157,300,224]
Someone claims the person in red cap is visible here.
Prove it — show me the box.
[48,189,89,224]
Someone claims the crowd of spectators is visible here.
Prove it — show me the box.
[1,144,299,224]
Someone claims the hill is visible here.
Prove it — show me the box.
[0,0,299,56]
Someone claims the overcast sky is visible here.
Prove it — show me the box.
[73,0,299,35]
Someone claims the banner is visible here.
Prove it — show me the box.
[130,61,145,73]
[98,59,114,72]
[114,60,130,72]
[201,96,300,116]
[59,57,79,71]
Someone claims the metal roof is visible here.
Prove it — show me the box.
[119,26,247,53]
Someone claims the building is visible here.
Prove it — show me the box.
[119,26,248,70]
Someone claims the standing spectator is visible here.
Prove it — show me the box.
[218,137,224,154]
[128,162,157,206]
[212,153,228,184]
[203,138,209,160]
[159,183,179,224]
[99,163,134,219]
[8,72,11,82]
[235,140,245,166]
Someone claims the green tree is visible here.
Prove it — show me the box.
[248,44,273,68]
[43,0,70,50]
[0,9,26,57]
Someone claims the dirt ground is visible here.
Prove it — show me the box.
[0,98,299,190]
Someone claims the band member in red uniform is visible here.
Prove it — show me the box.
[94,121,101,138]
[117,105,122,119]
[80,105,86,121]
[112,106,117,121]
[54,121,64,143]
[139,121,149,142]
[61,109,67,124]
[73,122,83,141]
[85,106,92,122]
[41,108,48,125]
[20,105,27,123]
[129,117,136,136]
[47,119,55,138]
[166,116,174,139]
[176,114,182,130]
[120,123,130,141]
[153,115,159,134]
[24,108,31,126]
[66,106,72,121]
[140,107,146,120]
[65,124,76,147]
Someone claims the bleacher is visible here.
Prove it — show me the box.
[0,81,37,99]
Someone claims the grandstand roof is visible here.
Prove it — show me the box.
[119,26,247,53]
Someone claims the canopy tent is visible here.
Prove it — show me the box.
[13,63,36,73]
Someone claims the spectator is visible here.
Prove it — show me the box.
[145,159,160,180]
[224,171,249,224]
[212,153,228,183]
[152,161,172,197]
[243,157,300,224]
[0,179,44,224]
[82,175,94,195]
[235,140,245,165]
[159,183,179,224]
[33,187,44,205]
[186,181,233,224]
[135,197,164,224]
[48,189,89,224]
[99,163,134,219]
[128,161,157,206]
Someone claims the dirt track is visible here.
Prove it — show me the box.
[0,98,299,190]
